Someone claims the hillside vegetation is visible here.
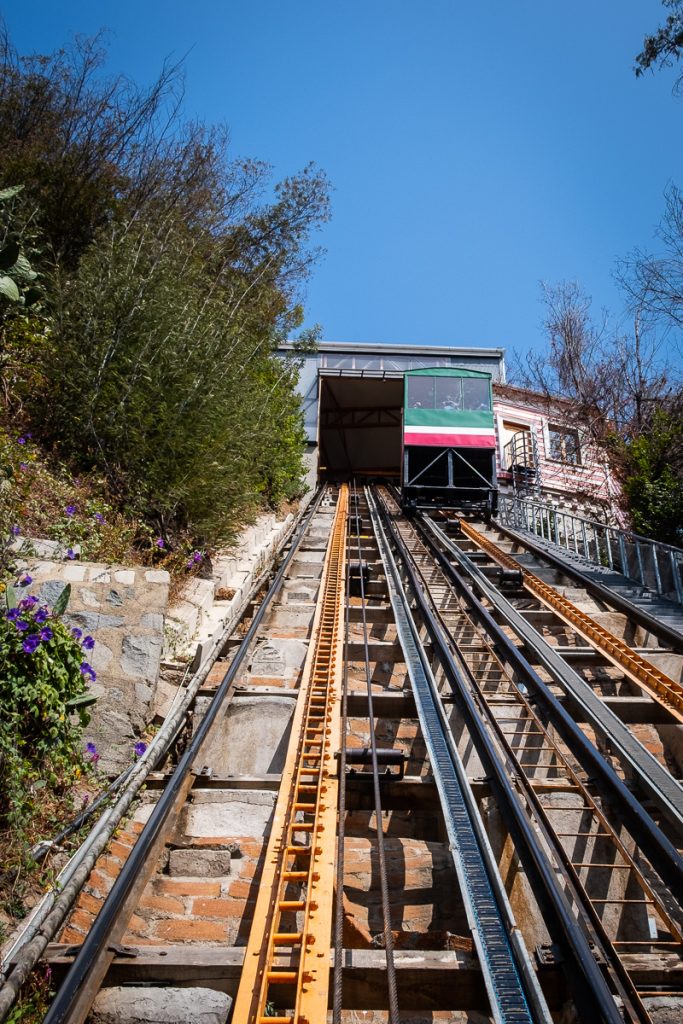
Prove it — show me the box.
[0,25,328,945]
[0,26,328,558]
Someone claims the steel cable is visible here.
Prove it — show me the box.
[350,482,400,1023]
[332,527,351,1024]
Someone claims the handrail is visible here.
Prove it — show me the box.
[497,495,683,606]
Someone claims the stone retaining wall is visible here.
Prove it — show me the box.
[161,509,298,668]
[21,560,170,771]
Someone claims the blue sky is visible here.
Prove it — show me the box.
[4,2,683,365]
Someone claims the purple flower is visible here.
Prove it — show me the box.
[10,525,20,536]
[71,627,83,640]
[18,574,32,587]
[39,626,53,642]
[66,548,76,560]
[82,635,95,650]
[155,537,165,549]
[15,619,29,632]
[85,742,100,764]
[193,551,203,563]
[22,634,41,653]
[6,608,20,621]
[25,432,32,439]
[19,462,28,471]
[94,512,105,524]
[65,505,76,517]
[19,596,38,610]
[34,607,49,624]
[17,437,26,445]
[134,741,147,757]
[80,662,96,682]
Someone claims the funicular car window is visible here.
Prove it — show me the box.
[434,377,462,410]
[462,378,490,410]
[407,376,434,408]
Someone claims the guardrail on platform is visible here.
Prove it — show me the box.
[497,495,683,606]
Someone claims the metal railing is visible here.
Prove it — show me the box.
[498,495,683,606]
[502,430,540,496]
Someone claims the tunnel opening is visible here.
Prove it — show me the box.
[318,375,403,481]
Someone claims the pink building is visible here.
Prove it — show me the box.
[493,384,622,519]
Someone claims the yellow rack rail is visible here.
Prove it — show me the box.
[461,520,683,725]
[232,485,348,1024]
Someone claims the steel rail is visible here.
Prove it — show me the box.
[397,504,683,900]
[349,484,400,1023]
[494,520,683,652]
[458,520,683,723]
[366,487,549,1024]
[41,489,328,1024]
[373,486,662,1024]
[232,484,348,1024]
[414,521,680,1024]
[421,515,683,840]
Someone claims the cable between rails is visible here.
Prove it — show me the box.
[332,528,351,1024]
[350,483,400,1024]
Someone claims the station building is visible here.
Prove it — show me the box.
[279,340,619,516]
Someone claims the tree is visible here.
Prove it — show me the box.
[617,185,683,351]
[41,202,315,543]
[635,1,683,91]
[621,410,683,545]
[0,24,331,544]
[513,281,682,543]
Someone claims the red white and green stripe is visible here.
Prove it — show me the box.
[403,422,497,448]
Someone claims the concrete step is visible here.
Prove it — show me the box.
[90,986,231,1023]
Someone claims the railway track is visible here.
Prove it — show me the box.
[1,483,682,1023]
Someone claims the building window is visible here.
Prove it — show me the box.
[548,425,581,465]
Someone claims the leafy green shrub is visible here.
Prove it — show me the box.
[620,410,683,546]
[0,581,94,833]
[40,212,311,546]
[0,28,328,556]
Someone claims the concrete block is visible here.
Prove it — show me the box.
[184,791,276,839]
[201,695,296,775]
[183,577,216,612]
[226,569,250,590]
[114,569,136,585]
[265,607,315,630]
[168,848,232,877]
[88,569,111,583]
[166,600,199,637]
[295,548,326,563]
[250,638,308,678]
[289,559,323,578]
[145,569,170,584]
[91,986,231,1023]
[61,564,87,581]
